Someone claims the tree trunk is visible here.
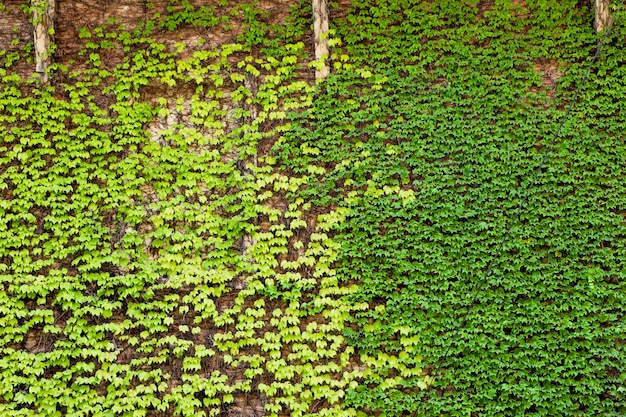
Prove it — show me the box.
[595,0,611,33]
[312,0,329,80]
[32,0,56,82]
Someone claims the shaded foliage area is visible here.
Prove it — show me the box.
[277,0,626,415]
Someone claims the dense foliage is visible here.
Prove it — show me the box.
[1,0,626,416]
[0,2,366,416]
[278,0,626,415]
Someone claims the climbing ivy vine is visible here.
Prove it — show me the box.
[278,0,626,415]
[2,0,626,416]
[0,1,369,416]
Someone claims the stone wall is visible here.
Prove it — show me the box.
[1,0,313,78]
[0,1,32,77]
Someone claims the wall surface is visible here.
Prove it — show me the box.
[1,0,315,78]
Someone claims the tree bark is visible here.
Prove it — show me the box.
[312,0,329,80]
[595,0,611,33]
[32,0,56,82]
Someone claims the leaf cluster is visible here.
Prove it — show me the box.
[0,2,365,416]
[277,0,626,415]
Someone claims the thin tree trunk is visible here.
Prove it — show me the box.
[595,0,611,33]
[32,0,56,82]
[312,0,329,80]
